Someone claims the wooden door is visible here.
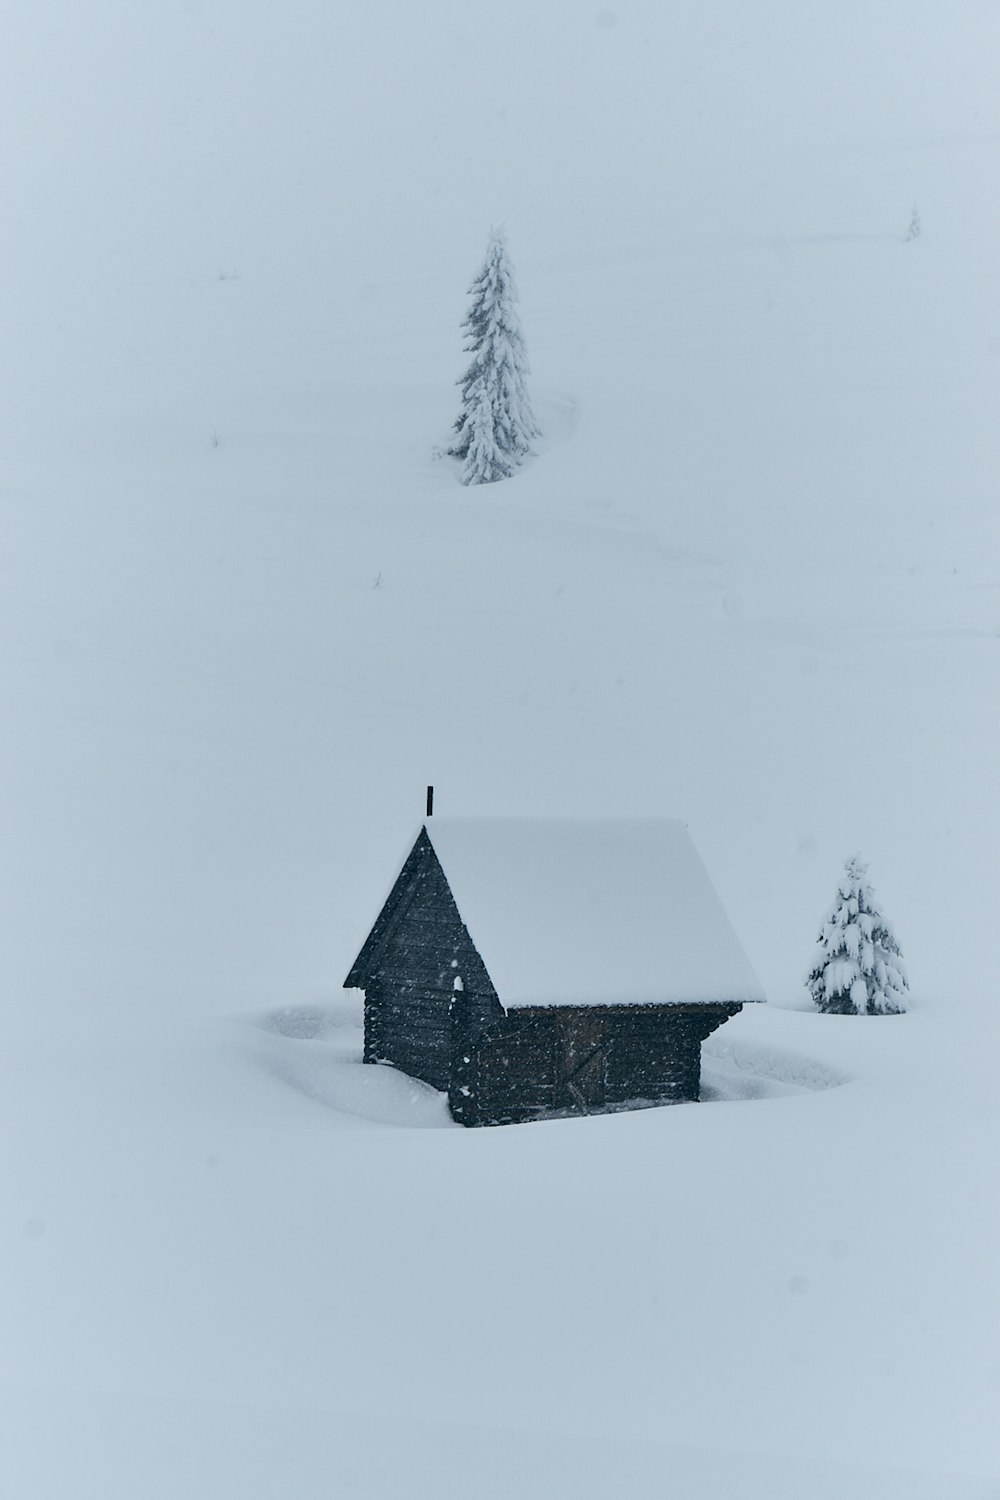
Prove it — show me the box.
[557,1014,607,1114]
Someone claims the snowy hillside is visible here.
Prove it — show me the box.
[3,3,999,1496]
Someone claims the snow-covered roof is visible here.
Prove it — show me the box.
[423,817,765,1010]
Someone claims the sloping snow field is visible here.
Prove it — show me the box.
[3,3,999,1495]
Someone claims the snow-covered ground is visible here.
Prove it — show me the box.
[3,3,999,1495]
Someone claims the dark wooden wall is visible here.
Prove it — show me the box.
[360,839,498,1093]
[450,1004,742,1127]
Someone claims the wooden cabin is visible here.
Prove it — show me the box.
[344,817,764,1127]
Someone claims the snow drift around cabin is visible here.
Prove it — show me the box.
[422,818,765,1008]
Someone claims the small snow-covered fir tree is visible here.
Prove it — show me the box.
[448,228,539,485]
[806,855,909,1014]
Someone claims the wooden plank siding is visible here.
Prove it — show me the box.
[363,984,450,1091]
[451,1004,742,1127]
[355,836,499,1095]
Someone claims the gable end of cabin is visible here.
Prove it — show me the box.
[345,831,499,1094]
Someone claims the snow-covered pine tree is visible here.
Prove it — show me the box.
[448,228,539,485]
[806,855,909,1014]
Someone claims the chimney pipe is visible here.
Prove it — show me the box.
[426,785,434,818]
